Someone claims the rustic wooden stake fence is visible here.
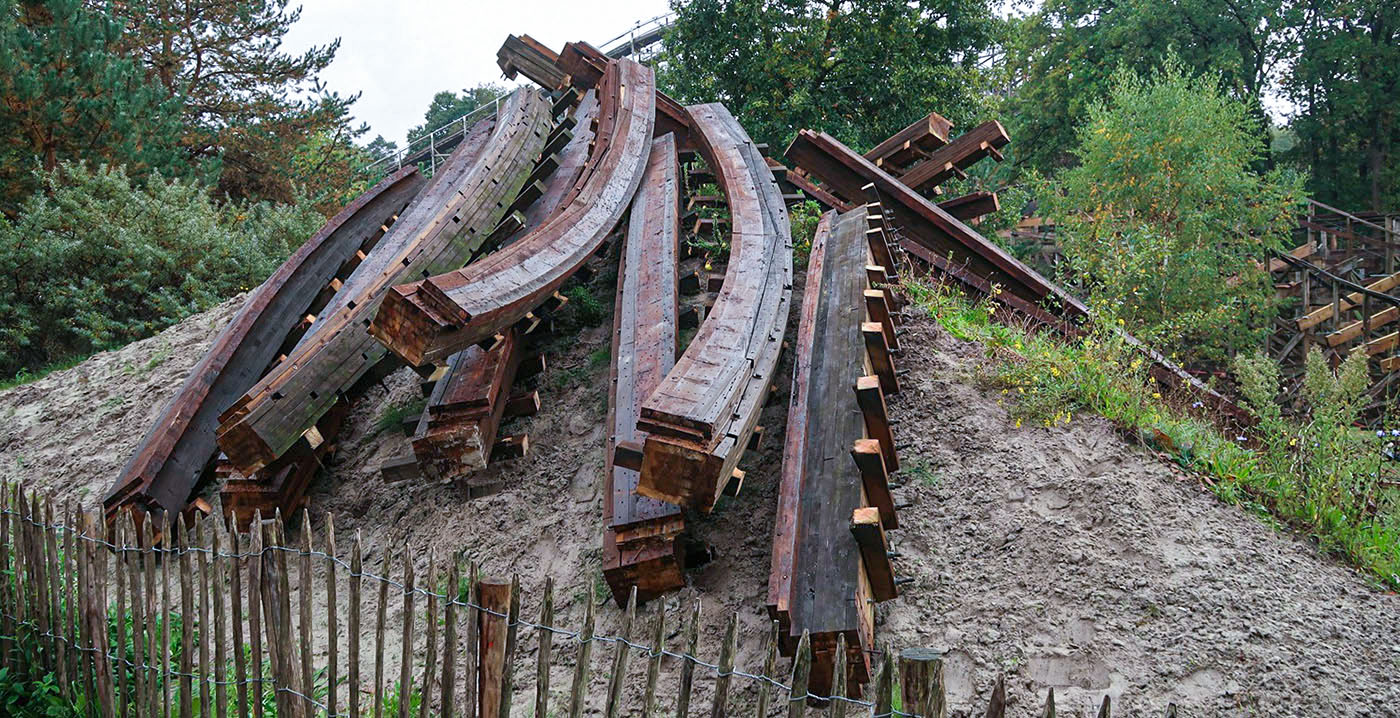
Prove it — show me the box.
[0,484,1160,718]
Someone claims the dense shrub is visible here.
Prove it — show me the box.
[0,163,323,380]
[1036,58,1307,365]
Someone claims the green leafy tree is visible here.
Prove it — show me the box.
[1006,0,1294,172]
[658,0,1002,152]
[0,163,323,379]
[1283,0,1399,210]
[1037,59,1306,365]
[112,0,363,205]
[0,0,185,214]
[407,84,507,145]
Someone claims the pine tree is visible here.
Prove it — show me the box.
[0,0,184,214]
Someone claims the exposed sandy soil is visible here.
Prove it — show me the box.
[2,269,1397,717]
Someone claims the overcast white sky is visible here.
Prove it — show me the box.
[282,0,672,147]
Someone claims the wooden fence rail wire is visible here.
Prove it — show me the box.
[0,484,1164,717]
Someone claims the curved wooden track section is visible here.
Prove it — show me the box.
[603,133,685,605]
[217,88,557,476]
[634,103,793,511]
[369,59,656,367]
[102,166,426,523]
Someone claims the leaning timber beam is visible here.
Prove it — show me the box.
[897,120,1010,193]
[603,133,686,607]
[103,166,427,524]
[634,103,794,511]
[866,111,953,172]
[770,206,895,695]
[1327,306,1400,347]
[216,88,558,476]
[786,129,1088,317]
[369,59,656,367]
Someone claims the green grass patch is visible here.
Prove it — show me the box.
[906,278,1400,588]
[373,397,426,438]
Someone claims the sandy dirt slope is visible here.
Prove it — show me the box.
[1,277,1396,717]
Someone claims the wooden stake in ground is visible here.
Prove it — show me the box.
[899,648,946,718]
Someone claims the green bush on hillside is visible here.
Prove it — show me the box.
[0,163,323,380]
[1037,57,1307,365]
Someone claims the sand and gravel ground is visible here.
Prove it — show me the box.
[1,277,1396,717]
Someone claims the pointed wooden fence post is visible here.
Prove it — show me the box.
[178,514,195,718]
[873,648,893,718]
[326,515,340,718]
[676,600,700,718]
[196,520,212,717]
[642,601,666,718]
[754,620,779,718]
[982,675,1004,718]
[374,541,393,718]
[397,553,415,718]
[787,631,811,718]
[497,574,522,718]
[477,576,512,718]
[349,533,364,718]
[248,510,265,718]
[710,611,738,718]
[533,577,555,718]
[211,523,230,718]
[1041,687,1055,718]
[830,634,847,718]
[419,552,439,718]
[566,592,595,718]
[605,586,638,718]
[299,510,315,713]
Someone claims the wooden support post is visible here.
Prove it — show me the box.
[854,377,899,472]
[862,323,899,394]
[899,648,947,718]
[850,508,897,601]
[477,578,512,718]
[864,289,899,351]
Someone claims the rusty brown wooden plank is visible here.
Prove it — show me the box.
[634,103,793,512]
[369,59,656,367]
[217,88,556,476]
[104,166,426,524]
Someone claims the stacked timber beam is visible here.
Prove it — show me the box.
[367,59,656,367]
[603,133,688,605]
[215,87,562,515]
[769,205,903,697]
[103,166,427,526]
[387,90,605,487]
[631,103,793,512]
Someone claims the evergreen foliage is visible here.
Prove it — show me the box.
[1036,59,1306,365]
[407,84,508,145]
[0,0,186,214]
[0,163,322,379]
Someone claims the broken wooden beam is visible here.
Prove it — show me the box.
[937,191,1000,223]
[496,34,567,90]
[411,328,527,479]
[216,88,557,477]
[635,102,793,512]
[104,166,426,525]
[369,59,656,367]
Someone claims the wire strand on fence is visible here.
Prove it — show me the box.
[0,507,924,718]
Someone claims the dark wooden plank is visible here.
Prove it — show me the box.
[497,34,567,89]
[937,192,1000,223]
[369,59,656,367]
[103,166,425,522]
[865,112,952,170]
[783,206,878,691]
[899,121,1010,192]
[218,88,556,476]
[603,133,685,606]
[785,129,1089,317]
[635,102,793,511]
[411,328,526,478]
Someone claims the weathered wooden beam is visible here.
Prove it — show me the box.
[898,121,1010,193]
[217,88,556,476]
[850,507,897,601]
[854,376,898,473]
[411,328,527,479]
[635,102,793,512]
[603,133,686,607]
[369,59,656,367]
[1297,269,1400,330]
[850,440,896,529]
[786,129,1088,317]
[1327,305,1400,346]
[937,191,1000,223]
[496,34,567,89]
[865,112,953,171]
[105,166,426,524]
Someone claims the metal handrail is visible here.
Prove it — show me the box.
[598,12,675,55]
[362,95,503,175]
[1271,249,1400,310]
[1308,198,1395,236]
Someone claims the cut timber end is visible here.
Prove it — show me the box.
[850,507,897,601]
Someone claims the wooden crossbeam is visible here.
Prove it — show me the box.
[897,121,1010,194]
[850,507,897,601]
[1326,305,1400,346]
[866,112,953,171]
[1298,270,1400,329]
